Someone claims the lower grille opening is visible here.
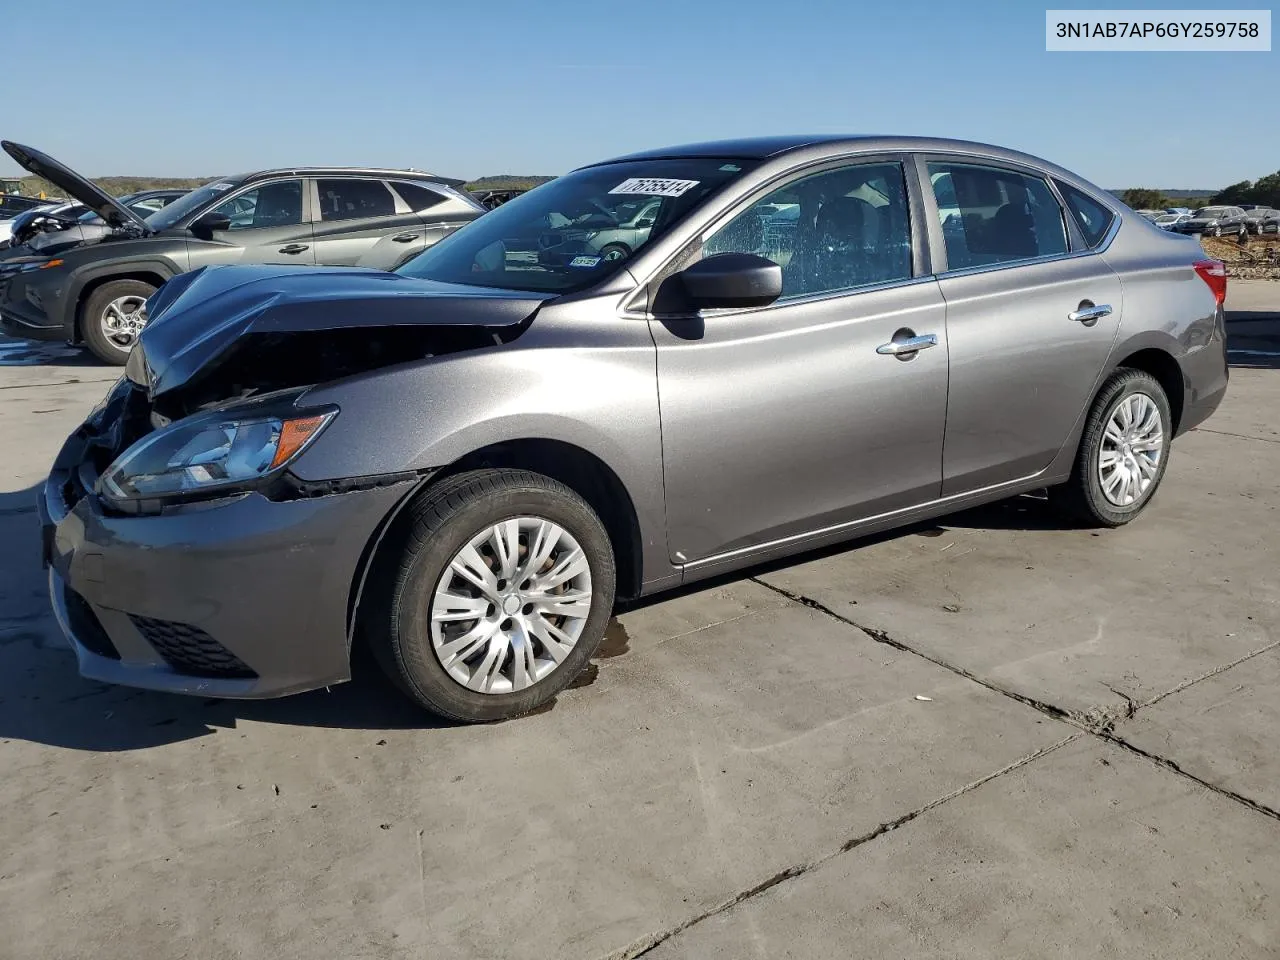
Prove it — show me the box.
[130,615,257,679]
[63,588,121,660]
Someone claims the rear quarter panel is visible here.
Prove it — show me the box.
[1099,217,1227,430]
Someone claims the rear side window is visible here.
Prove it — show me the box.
[1057,181,1115,247]
[390,181,445,212]
[928,161,1068,270]
[316,179,396,221]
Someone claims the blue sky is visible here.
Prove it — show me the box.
[3,0,1275,188]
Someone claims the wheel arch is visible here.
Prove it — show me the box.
[1112,346,1185,434]
[345,438,646,650]
[69,264,175,342]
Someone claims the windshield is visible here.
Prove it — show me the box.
[396,158,755,293]
[145,179,242,230]
[1195,207,1228,218]
[1155,215,1179,223]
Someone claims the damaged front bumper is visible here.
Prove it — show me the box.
[40,387,414,698]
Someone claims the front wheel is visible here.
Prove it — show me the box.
[365,469,616,722]
[598,242,631,263]
[1210,225,1222,237]
[1052,369,1172,527]
[80,279,156,365]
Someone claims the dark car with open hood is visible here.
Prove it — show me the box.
[0,141,484,363]
[40,135,1229,723]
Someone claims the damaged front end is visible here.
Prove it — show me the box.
[39,263,551,697]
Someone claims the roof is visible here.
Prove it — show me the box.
[592,135,1059,170]
[237,167,467,188]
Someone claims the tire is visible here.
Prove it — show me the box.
[598,242,630,263]
[1210,225,1221,237]
[1053,369,1173,527]
[81,279,156,365]
[364,469,616,722]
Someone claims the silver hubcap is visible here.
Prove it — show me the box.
[1099,392,1163,507]
[430,517,593,694]
[101,295,148,348]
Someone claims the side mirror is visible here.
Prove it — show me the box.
[636,218,655,228]
[190,210,232,237]
[678,252,782,310]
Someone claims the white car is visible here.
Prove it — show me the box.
[1153,213,1191,231]
[0,201,61,246]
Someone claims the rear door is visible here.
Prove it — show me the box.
[311,177,424,269]
[922,157,1122,495]
[189,178,315,266]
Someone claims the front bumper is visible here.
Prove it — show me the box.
[41,401,413,698]
[0,260,66,340]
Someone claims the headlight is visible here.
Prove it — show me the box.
[99,406,334,502]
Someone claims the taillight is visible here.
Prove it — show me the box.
[1193,259,1227,306]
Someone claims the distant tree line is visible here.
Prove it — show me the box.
[1119,171,1280,212]
[1211,171,1280,208]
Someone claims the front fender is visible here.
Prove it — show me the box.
[292,316,669,587]
[63,253,186,337]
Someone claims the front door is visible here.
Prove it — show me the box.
[652,159,950,565]
[924,160,1122,494]
[191,178,315,266]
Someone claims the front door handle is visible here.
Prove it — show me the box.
[1068,302,1112,325]
[876,333,938,357]
[278,243,310,255]
[391,232,420,243]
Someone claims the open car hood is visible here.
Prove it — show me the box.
[134,265,552,397]
[1,141,150,234]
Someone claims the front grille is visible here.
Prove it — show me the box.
[63,587,121,660]
[130,615,257,679]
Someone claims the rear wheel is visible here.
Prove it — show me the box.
[364,469,616,722]
[81,279,156,365]
[1053,369,1172,527]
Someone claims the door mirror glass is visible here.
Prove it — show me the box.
[190,210,231,237]
[678,252,782,309]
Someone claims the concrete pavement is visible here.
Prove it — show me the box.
[1,282,1278,959]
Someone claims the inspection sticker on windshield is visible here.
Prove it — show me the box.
[608,177,699,198]
[209,182,235,192]
[569,255,601,268]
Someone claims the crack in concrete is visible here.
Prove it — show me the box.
[601,578,1280,958]
[1192,426,1280,445]
[1139,639,1280,711]
[603,734,1079,960]
[1101,732,1280,823]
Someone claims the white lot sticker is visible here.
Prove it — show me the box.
[569,255,601,267]
[209,182,235,191]
[608,177,700,198]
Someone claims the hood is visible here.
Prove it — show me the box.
[1,141,150,234]
[136,264,553,396]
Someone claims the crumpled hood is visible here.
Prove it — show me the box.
[136,264,552,396]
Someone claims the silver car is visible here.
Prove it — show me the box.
[42,135,1229,722]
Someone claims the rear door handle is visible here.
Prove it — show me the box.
[278,243,310,255]
[391,232,420,243]
[876,333,938,356]
[1068,302,1112,324]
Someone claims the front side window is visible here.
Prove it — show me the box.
[1057,181,1115,247]
[928,162,1068,270]
[145,179,243,231]
[397,158,754,293]
[317,179,396,221]
[702,161,912,300]
[212,179,303,230]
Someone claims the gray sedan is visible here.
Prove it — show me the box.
[42,135,1228,722]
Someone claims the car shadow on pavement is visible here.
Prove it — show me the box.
[0,335,95,367]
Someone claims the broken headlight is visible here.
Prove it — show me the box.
[99,405,335,502]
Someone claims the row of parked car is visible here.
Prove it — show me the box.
[1135,204,1280,236]
[0,143,496,362]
